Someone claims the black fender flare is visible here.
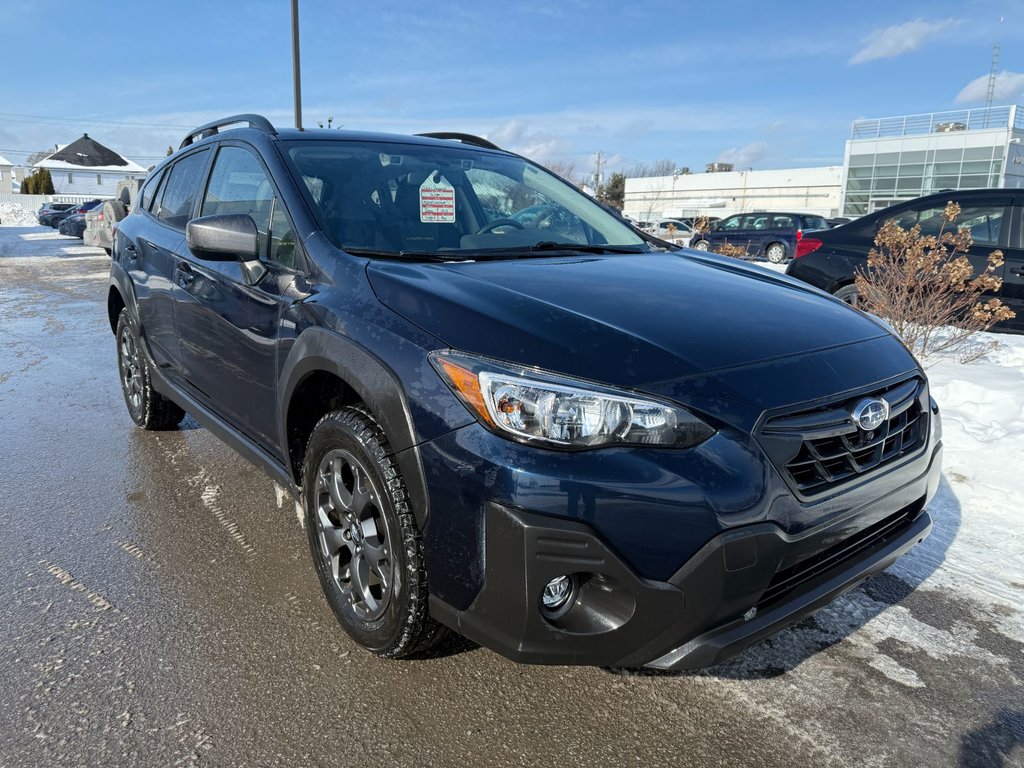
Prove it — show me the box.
[277,327,431,526]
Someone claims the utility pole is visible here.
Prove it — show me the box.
[593,151,603,196]
[291,0,303,130]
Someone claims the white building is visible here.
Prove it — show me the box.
[0,153,13,194]
[33,134,147,197]
[840,105,1024,216]
[623,166,843,223]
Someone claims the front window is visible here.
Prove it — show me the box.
[283,140,645,257]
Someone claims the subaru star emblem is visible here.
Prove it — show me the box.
[852,398,889,432]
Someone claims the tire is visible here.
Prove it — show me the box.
[833,283,860,307]
[303,407,445,659]
[115,309,185,430]
[765,242,787,263]
[693,239,710,251]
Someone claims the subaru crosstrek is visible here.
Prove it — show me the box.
[108,115,942,669]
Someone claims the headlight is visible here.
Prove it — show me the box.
[429,351,715,450]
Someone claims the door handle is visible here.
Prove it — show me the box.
[175,262,195,289]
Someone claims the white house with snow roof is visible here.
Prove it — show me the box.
[33,134,147,197]
[0,153,13,194]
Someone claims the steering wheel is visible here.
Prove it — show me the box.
[476,218,526,235]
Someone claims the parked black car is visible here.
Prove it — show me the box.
[37,202,76,226]
[109,115,941,670]
[690,212,829,263]
[49,199,103,227]
[786,189,1024,334]
[58,211,88,238]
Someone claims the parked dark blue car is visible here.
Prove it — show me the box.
[108,115,941,670]
[691,211,829,263]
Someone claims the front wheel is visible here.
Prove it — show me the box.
[303,407,445,658]
[692,239,710,251]
[765,242,787,263]
[115,309,185,430]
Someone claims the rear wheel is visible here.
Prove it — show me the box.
[834,283,860,307]
[115,309,185,430]
[303,407,445,658]
[693,239,710,251]
[765,242,787,263]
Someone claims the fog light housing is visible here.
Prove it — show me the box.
[540,574,576,615]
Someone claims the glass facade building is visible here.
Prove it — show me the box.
[840,105,1024,216]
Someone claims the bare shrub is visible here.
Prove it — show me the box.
[691,216,712,235]
[854,201,1015,363]
[711,239,747,259]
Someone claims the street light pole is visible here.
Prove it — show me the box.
[291,0,303,130]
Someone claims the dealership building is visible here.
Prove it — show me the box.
[623,105,1024,222]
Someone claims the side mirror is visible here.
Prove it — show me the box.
[186,213,259,262]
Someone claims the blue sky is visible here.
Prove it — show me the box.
[1,0,1022,176]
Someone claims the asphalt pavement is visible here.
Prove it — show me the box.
[0,227,1021,767]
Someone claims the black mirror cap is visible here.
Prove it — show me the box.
[186,213,259,262]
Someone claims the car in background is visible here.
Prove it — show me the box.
[689,212,829,263]
[786,189,1023,334]
[643,218,693,246]
[85,180,142,254]
[49,199,103,228]
[37,202,76,226]
[58,211,89,238]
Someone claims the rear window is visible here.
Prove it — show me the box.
[140,167,165,212]
[154,150,209,229]
[771,215,795,229]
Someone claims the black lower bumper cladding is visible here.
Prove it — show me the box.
[429,500,932,670]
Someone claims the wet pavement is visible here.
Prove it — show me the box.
[1,226,1021,767]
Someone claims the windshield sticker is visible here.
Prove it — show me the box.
[419,174,456,223]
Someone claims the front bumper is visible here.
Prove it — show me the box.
[428,441,941,669]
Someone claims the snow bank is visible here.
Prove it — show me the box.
[0,202,38,227]
[889,332,1024,642]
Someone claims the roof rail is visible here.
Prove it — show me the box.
[179,114,276,149]
[416,132,501,151]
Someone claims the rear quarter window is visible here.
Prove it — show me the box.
[154,150,209,229]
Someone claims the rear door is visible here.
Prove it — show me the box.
[998,201,1024,332]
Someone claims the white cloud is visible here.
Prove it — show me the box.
[716,141,768,168]
[955,70,1024,103]
[485,120,570,164]
[849,18,960,65]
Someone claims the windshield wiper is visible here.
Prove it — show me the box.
[523,241,648,254]
[344,247,469,262]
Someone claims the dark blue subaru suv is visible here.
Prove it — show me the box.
[108,115,942,669]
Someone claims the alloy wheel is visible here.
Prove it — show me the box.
[118,329,143,410]
[314,449,394,622]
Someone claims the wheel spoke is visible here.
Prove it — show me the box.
[350,464,372,513]
[317,508,346,556]
[350,550,376,609]
[328,458,354,512]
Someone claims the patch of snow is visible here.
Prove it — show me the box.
[0,202,38,227]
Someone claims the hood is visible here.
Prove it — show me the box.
[367,251,891,390]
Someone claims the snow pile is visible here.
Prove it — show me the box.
[889,332,1024,642]
[0,202,38,227]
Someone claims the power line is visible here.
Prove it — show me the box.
[0,111,194,130]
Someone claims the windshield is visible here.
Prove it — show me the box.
[282,140,645,257]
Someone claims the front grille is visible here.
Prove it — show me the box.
[759,377,929,496]
[756,503,920,610]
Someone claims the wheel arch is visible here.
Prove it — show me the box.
[107,285,127,334]
[279,328,430,526]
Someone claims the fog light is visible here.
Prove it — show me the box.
[541,575,573,611]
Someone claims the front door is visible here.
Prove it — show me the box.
[173,144,305,458]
